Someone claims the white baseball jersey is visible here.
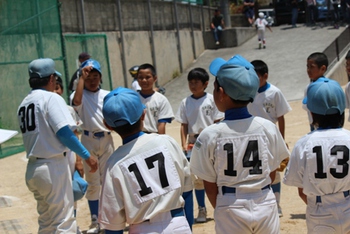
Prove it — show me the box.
[175,93,224,144]
[99,133,192,231]
[131,79,141,91]
[284,128,350,196]
[18,90,76,159]
[248,84,291,124]
[70,89,110,132]
[139,91,174,133]
[345,82,350,121]
[254,18,268,40]
[191,116,289,189]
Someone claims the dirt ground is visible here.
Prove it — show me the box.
[3,99,350,234]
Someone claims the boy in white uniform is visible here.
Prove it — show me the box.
[71,59,115,233]
[137,63,174,134]
[18,58,97,234]
[190,55,290,234]
[248,59,291,217]
[99,87,193,234]
[176,67,224,224]
[283,79,350,234]
[254,12,272,49]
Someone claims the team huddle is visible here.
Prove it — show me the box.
[17,51,350,234]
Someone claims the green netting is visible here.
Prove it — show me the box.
[0,0,63,158]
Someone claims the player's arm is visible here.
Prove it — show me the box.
[180,123,188,152]
[56,125,98,173]
[269,169,277,183]
[298,187,307,204]
[158,118,172,134]
[204,180,218,208]
[267,25,273,32]
[72,66,92,106]
[277,115,285,139]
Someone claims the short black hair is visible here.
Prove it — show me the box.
[111,118,142,137]
[307,52,328,69]
[187,67,209,83]
[251,60,268,76]
[346,50,350,60]
[311,112,344,129]
[138,63,156,76]
[29,75,52,89]
[56,76,63,90]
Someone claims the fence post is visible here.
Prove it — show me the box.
[174,0,183,73]
[189,2,197,60]
[147,0,159,86]
[116,0,128,88]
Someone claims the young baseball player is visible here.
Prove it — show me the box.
[99,87,193,234]
[248,59,291,217]
[137,63,174,134]
[175,67,224,224]
[254,12,272,49]
[18,58,98,234]
[71,59,115,234]
[190,55,290,234]
[302,52,329,131]
[283,78,350,233]
[344,50,350,121]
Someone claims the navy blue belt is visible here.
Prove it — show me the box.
[144,208,184,222]
[222,185,271,195]
[84,130,110,138]
[316,190,350,203]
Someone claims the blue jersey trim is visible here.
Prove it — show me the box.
[258,82,270,93]
[123,131,145,145]
[224,107,252,120]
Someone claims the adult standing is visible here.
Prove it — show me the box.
[68,52,91,92]
[211,9,225,45]
[291,0,299,27]
[18,58,97,233]
[243,0,255,26]
[306,0,317,25]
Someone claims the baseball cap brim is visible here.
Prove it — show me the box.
[209,55,254,76]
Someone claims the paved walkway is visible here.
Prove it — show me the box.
[0,23,347,234]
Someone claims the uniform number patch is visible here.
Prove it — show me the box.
[119,146,181,204]
[18,103,36,133]
[313,145,349,179]
[224,140,262,176]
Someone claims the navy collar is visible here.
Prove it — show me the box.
[191,92,207,99]
[258,82,270,93]
[123,131,145,145]
[140,92,154,98]
[224,107,252,120]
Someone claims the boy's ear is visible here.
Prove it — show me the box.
[154,75,158,83]
[204,81,209,88]
[263,73,268,80]
[321,65,327,73]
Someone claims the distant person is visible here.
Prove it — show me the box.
[99,87,193,234]
[68,52,91,92]
[331,0,340,28]
[306,0,317,25]
[248,60,292,217]
[302,52,329,131]
[137,63,174,134]
[129,65,141,91]
[284,79,350,234]
[175,67,224,225]
[18,58,97,233]
[340,0,350,25]
[291,0,299,27]
[254,12,272,49]
[243,0,255,26]
[210,9,225,45]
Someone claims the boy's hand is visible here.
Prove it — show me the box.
[80,66,93,80]
[85,156,98,173]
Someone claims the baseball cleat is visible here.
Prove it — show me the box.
[196,206,207,223]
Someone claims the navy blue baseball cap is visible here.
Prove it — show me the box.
[307,79,345,115]
[81,59,102,74]
[103,87,146,127]
[28,58,62,78]
[209,55,259,102]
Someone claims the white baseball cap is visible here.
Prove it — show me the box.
[259,12,264,18]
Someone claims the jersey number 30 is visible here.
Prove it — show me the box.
[18,104,36,133]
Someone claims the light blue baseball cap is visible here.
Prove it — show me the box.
[302,77,328,104]
[103,87,146,127]
[307,79,345,115]
[81,59,102,74]
[28,58,62,78]
[209,55,259,102]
